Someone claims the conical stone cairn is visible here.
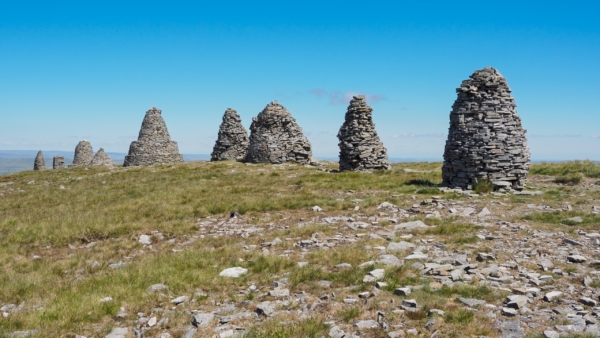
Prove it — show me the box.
[245,101,312,164]
[123,107,184,167]
[89,148,114,166]
[33,150,46,170]
[70,140,93,167]
[442,67,530,190]
[211,108,249,161]
[338,96,390,171]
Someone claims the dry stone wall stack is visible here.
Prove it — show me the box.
[123,107,184,167]
[70,140,93,167]
[33,150,46,170]
[442,67,530,190]
[211,108,249,161]
[53,156,65,169]
[245,101,312,164]
[337,95,390,171]
[89,148,114,166]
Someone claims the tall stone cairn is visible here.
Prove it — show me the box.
[70,140,94,167]
[211,108,249,161]
[123,107,184,167]
[442,67,530,190]
[53,156,65,169]
[33,150,46,170]
[245,101,312,164]
[337,95,390,171]
[89,148,114,166]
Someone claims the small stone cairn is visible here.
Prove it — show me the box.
[53,156,65,169]
[70,140,94,167]
[442,67,530,190]
[211,108,249,161]
[337,95,390,171]
[33,150,46,170]
[89,148,114,166]
[245,101,312,164]
[123,107,184,167]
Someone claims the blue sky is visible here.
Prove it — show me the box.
[1,1,599,160]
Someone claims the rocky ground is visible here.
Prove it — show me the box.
[1,162,600,337]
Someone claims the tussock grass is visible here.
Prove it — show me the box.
[531,160,600,178]
[523,211,600,227]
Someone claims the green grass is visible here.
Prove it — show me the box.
[523,211,600,226]
[530,160,600,178]
[339,306,361,323]
[474,179,494,194]
[555,173,584,185]
[444,308,474,324]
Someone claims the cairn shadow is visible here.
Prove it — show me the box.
[404,179,439,187]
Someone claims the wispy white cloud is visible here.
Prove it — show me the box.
[308,88,387,105]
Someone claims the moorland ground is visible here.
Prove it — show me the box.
[1,161,600,338]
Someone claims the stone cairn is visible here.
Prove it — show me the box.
[442,67,530,190]
[53,156,65,169]
[337,95,390,171]
[70,140,94,167]
[89,148,114,166]
[246,101,312,164]
[211,108,249,161]
[123,107,184,167]
[33,150,46,170]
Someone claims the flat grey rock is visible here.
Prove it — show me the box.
[219,267,248,278]
[355,319,379,329]
[395,221,428,230]
[458,298,486,307]
[192,313,215,328]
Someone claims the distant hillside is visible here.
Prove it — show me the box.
[0,150,211,175]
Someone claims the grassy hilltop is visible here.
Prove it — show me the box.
[1,161,600,337]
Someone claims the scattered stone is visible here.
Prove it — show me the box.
[565,216,583,224]
[477,253,496,262]
[395,220,428,230]
[70,140,94,167]
[387,241,416,252]
[219,267,248,278]
[544,291,563,302]
[442,67,530,190]
[170,296,188,305]
[505,295,528,309]
[256,301,275,317]
[563,238,584,246]
[33,150,46,170]
[105,327,128,338]
[123,107,184,167]
[329,325,347,338]
[139,235,152,245]
[268,288,290,298]
[502,307,517,317]
[192,313,215,328]
[245,101,312,164]
[363,269,385,283]
[580,297,597,307]
[405,252,428,260]
[458,298,486,307]
[89,148,114,166]
[355,319,379,329]
[147,283,167,293]
[337,95,390,171]
[477,207,492,217]
[394,287,411,296]
[568,255,587,263]
[211,108,249,161]
[543,330,560,338]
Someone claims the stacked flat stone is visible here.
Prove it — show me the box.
[33,150,46,170]
[337,95,390,171]
[53,156,65,169]
[245,101,312,164]
[123,107,184,167]
[442,67,530,190]
[89,148,114,166]
[70,140,93,167]
[211,108,249,161]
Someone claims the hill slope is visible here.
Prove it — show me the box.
[1,161,600,337]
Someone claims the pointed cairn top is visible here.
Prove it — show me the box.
[89,148,114,166]
[337,96,390,171]
[34,150,46,170]
[245,101,312,164]
[70,140,94,167]
[211,108,249,161]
